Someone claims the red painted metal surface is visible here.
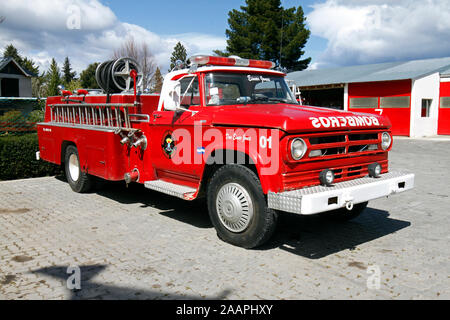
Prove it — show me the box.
[38,68,392,198]
[348,80,411,136]
[438,81,450,135]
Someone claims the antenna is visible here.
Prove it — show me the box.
[279,10,284,67]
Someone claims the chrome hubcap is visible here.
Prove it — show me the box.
[68,154,80,182]
[216,183,254,233]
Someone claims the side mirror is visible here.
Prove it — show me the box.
[163,80,181,111]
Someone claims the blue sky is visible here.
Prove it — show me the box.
[2,0,450,73]
[103,0,326,66]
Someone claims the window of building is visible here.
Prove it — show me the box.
[421,99,432,117]
[349,97,378,108]
[440,97,450,108]
[380,96,410,108]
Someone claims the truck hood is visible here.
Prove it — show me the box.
[211,104,391,133]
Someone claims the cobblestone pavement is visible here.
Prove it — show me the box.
[0,139,449,300]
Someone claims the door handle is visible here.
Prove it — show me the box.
[153,114,162,119]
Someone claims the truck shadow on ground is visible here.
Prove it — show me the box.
[31,264,232,300]
[263,208,411,259]
[58,177,411,259]
[55,175,212,229]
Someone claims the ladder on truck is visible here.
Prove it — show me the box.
[48,103,147,130]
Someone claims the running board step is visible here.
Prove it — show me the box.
[144,180,197,200]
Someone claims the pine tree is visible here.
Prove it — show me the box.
[3,44,21,62]
[169,42,187,71]
[62,57,76,85]
[46,58,61,97]
[3,44,39,75]
[218,0,311,71]
[151,67,164,93]
[80,62,100,89]
[21,57,39,75]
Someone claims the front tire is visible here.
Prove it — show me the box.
[207,165,278,248]
[64,145,93,193]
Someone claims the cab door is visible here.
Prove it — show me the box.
[151,75,210,187]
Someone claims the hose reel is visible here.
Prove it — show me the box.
[95,57,143,93]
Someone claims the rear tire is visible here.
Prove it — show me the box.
[64,145,93,193]
[207,164,278,249]
[321,202,368,221]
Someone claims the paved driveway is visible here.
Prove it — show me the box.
[0,138,449,300]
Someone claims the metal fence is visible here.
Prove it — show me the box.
[0,97,45,135]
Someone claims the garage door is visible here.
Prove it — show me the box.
[438,82,450,135]
[348,80,411,136]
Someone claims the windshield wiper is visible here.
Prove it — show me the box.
[268,97,289,103]
[238,96,291,105]
[251,96,269,102]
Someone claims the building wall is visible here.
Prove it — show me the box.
[348,79,412,136]
[0,73,32,97]
[410,73,440,137]
[19,77,32,97]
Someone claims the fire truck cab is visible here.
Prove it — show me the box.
[37,55,414,248]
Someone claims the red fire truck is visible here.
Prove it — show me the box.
[37,55,414,248]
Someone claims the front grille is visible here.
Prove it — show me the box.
[282,130,388,191]
[282,160,389,191]
[309,135,346,145]
[305,130,381,160]
[348,133,378,141]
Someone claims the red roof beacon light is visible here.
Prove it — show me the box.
[76,89,89,96]
[190,55,276,69]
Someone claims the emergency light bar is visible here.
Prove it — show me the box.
[190,55,276,69]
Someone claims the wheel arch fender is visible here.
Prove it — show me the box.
[201,148,272,195]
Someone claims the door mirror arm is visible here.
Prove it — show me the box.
[176,106,199,116]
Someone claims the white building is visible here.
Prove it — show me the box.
[287,56,450,137]
[0,57,33,97]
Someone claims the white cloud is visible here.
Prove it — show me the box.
[307,0,450,67]
[168,33,227,55]
[0,0,226,74]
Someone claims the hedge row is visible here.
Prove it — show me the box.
[0,133,61,181]
[0,110,44,135]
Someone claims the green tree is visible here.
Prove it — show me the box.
[66,79,82,92]
[62,57,76,85]
[32,74,47,98]
[3,44,21,62]
[46,58,61,97]
[217,0,311,71]
[169,42,187,71]
[79,62,100,89]
[151,67,164,93]
[3,44,39,75]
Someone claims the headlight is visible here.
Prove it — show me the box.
[291,138,307,160]
[381,132,392,150]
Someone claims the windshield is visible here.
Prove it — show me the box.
[204,72,298,106]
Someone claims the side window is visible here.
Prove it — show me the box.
[180,77,200,106]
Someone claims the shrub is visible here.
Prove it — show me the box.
[0,133,61,181]
[0,109,44,135]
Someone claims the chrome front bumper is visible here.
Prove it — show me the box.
[267,171,415,215]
